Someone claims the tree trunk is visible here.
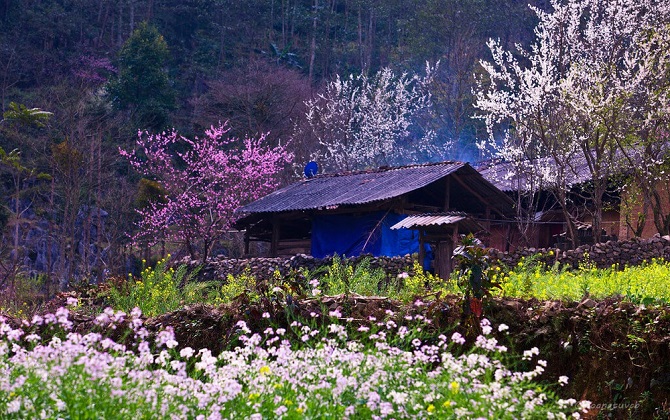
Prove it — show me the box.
[12,176,19,265]
[308,0,318,85]
[357,5,364,71]
[554,187,578,249]
[117,0,124,46]
[652,188,670,236]
[591,179,606,244]
[47,178,54,295]
[129,0,135,33]
[96,135,104,284]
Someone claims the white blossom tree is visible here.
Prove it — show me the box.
[475,0,670,245]
[300,64,447,172]
[615,24,670,236]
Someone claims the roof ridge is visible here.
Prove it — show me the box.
[313,160,466,178]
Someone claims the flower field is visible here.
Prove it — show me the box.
[495,258,670,304]
[0,303,589,419]
[5,253,670,418]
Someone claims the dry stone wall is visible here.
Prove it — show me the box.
[186,253,416,282]
[190,236,670,281]
[489,236,670,269]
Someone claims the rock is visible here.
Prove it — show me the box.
[577,298,597,310]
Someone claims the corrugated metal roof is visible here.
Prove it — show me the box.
[477,152,626,192]
[237,162,467,214]
[391,213,466,229]
[390,212,484,233]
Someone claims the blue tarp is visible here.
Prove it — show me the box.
[311,212,420,258]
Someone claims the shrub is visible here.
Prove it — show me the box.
[320,255,386,297]
[105,257,201,316]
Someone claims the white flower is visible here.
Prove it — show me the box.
[180,347,195,359]
[579,400,591,412]
[6,399,20,414]
[451,332,466,345]
[523,347,540,360]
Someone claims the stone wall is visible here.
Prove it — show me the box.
[190,236,670,281]
[489,235,670,269]
[186,253,417,282]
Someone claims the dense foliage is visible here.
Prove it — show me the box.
[120,123,292,261]
[0,0,546,288]
[496,257,670,304]
[475,0,670,244]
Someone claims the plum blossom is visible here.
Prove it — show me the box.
[120,123,292,261]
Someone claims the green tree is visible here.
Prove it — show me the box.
[0,103,52,291]
[108,22,175,130]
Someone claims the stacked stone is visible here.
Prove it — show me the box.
[488,236,670,270]
[185,253,417,282]
[187,236,670,282]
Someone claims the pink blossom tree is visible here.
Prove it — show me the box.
[120,123,292,262]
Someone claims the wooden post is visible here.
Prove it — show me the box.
[270,218,281,257]
[505,222,512,252]
[418,230,425,269]
[484,206,491,247]
[444,177,450,211]
[436,239,453,280]
[451,224,459,277]
[244,230,250,256]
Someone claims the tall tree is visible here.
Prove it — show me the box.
[299,64,443,172]
[615,23,670,236]
[107,22,175,130]
[191,59,311,176]
[475,0,670,245]
[0,103,52,290]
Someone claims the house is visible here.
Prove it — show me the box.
[477,158,622,249]
[234,161,516,279]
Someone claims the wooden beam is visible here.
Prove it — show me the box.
[450,173,506,218]
[403,205,441,213]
